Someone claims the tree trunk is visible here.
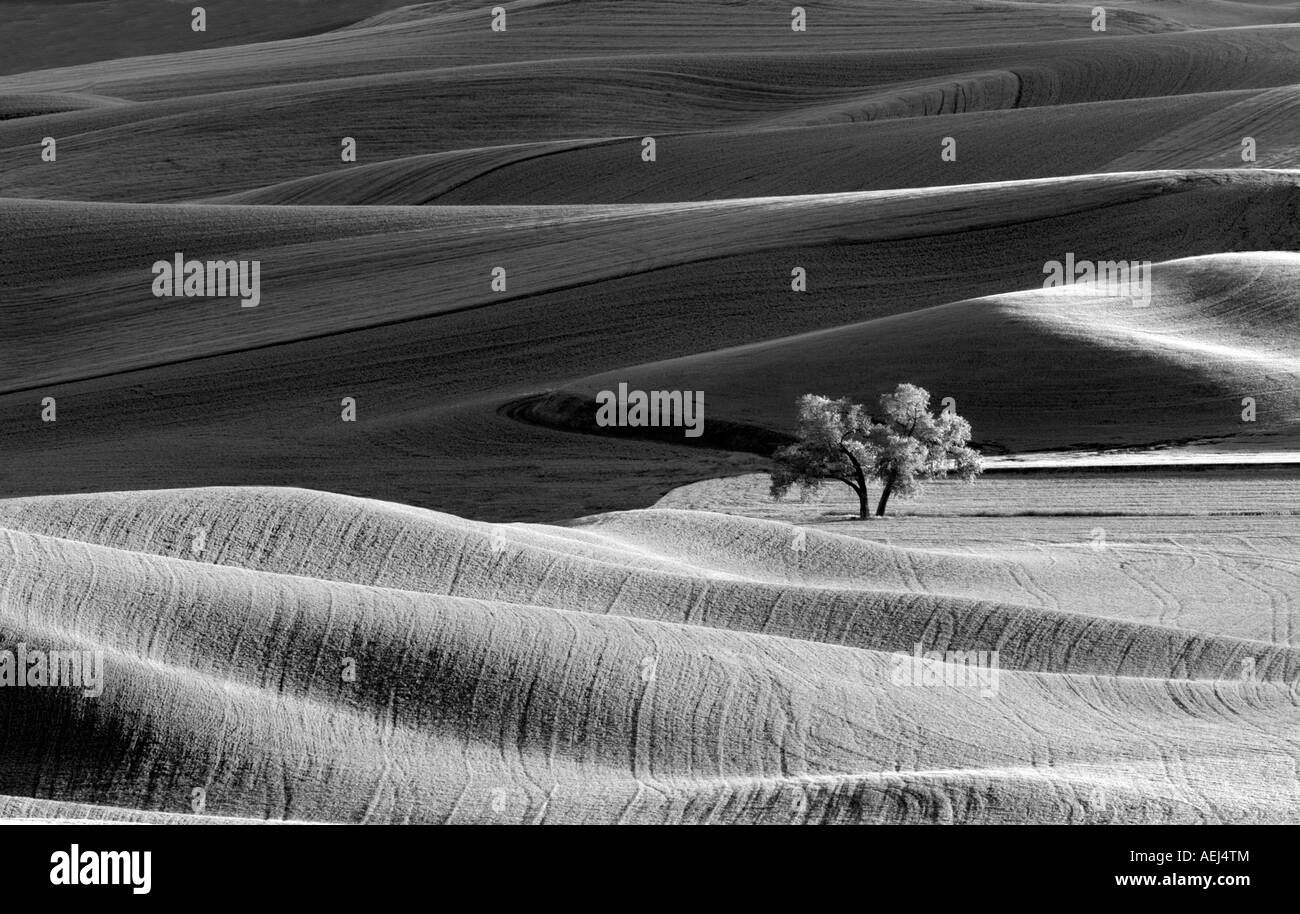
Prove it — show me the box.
[876,471,897,516]
[839,443,871,520]
[852,464,870,519]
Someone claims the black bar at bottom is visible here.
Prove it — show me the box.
[0,824,1278,902]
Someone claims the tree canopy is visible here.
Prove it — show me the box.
[769,394,875,519]
[770,384,983,518]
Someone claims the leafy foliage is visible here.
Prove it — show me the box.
[867,384,983,515]
[769,395,874,517]
[770,384,983,518]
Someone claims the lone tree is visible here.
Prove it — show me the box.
[770,384,983,518]
[769,394,875,519]
[866,383,983,516]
